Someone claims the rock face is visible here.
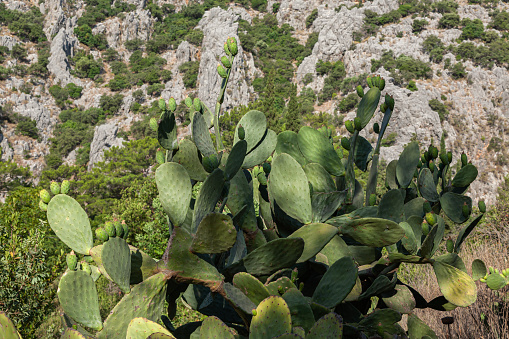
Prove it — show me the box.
[88,123,124,170]
[48,25,81,86]
[42,0,67,39]
[0,36,19,50]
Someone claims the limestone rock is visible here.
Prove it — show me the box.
[0,36,19,50]
[88,123,124,170]
[48,27,81,86]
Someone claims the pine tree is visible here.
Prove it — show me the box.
[284,84,301,132]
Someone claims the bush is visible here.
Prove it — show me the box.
[407,80,418,91]
[74,24,108,50]
[318,61,346,104]
[146,83,164,96]
[460,18,485,40]
[439,13,460,28]
[412,19,428,33]
[371,50,432,86]
[305,9,318,28]
[14,114,40,140]
[490,11,509,31]
[428,98,449,122]
[74,55,102,79]
[179,60,200,89]
[338,93,359,112]
[100,93,124,115]
[124,39,144,51]
[108,75,130,91]
[450,61,467,79]
[49,85,70,108]
[431,0,458,13]
[0,4,46,43]
[102,48,119,62]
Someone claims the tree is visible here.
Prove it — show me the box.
[283,85,301,132]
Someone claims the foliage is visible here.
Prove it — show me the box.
[49,84,83,108]
[412,19,428,33]
[282,85,301,132]
[438,13,460,28]
[428,98,449,122]
[0,3,46,43]
[431,0,458,13]
[8,113,40,141]
[74,24,108,50]
[178,60,200,89]
[73,54,102,79]
[490,10,509,31]
[450,61,467,79]
[338,93,359,112]
[318,60,346,104]
[305,8,318,28]
[371,50,432,86]
[422,35,446,63]
[0,157,31,192]
[99,93,124,115]
[460,18,485,40]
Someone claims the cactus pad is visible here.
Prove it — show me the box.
[452,163,478,187]
[306,312,343,339]
[192,112,216,157]
[233,272,270,305]
[297,126,344,176]
[234,110,267,152]
[242,129,277,169]
[281,288,315,332]
[381,284,416,314]
[158,112,177,150]
[407,314,438,339]
[199,316,236,339]
[47,194,93,255]
[312,256,357,308]
[471,259,487,281]
[58,270,102,331]
[102,237,131,293]
[126,318,174,339]
[275,131,307,166]
[287,223,338,263]
[356,86,381,129]
[440,192,472,224]
[377,189,405,223]
[224,140,247,180]
[249,296,292,339]
[192,168,225,232]
[396,141,420,188]
[418,168,439,202]
[454,214,483,253]
[432,261,476,307]
[156,162,192,227]
[242,238,304,276]
[130,246,158,284]
[61,329,87,339]
[172,139,209,181]
[335,217,404,247]
[303,163,336,193]
[190,213,237,253]
[0,311,21,339]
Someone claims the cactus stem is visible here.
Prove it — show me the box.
[214,54,235,152]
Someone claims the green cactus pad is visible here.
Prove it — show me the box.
[335,217,404,247]
[354,136,373,171]
[320,235,352,266]
[249,296,292,339]
[233,272,270,305]
[359,274,396,300]
[311,190,348,223]
[47,194,93,255]
[173,139,209,181]
[312,256,357,308]
[440,192,472,224]
[61,328,88,339]
[306,312,343,339]
[385,160,399,189]
[0,310,22,339]
[377,189,405,223]
[58,270,102,331]
[192,168,225,232]
[90,264,101,282]
[273,334,303,338]
[102,237,131,293]
[432,261,476,307]
[358,309,402,335]
[418,168,439,202]
[190,213,237,253]
[156,162,192,227]
[199,316,236,339]
[243,129,277,169]
[421,215,445,259]
[268,153,312,224]
[288,223,338,263]
[224,140,247,180]
[356,86,381,129]
[471,259,487,281]
[486,274,507,290]
[98,273,167,339]
[454,214,483,253]
[407,314,438,339]
[234,110,267,152]
[265,276,297,296]
[396,141,420,188]
[148,334,175,339]
[158,112,177,150]
[223,282,258,315]
[381,284,416,314]
[126,318,174,339]
[281,288,315,332]
[303,163,336,193]
[297,126,344,176]
[192,112,216,157]
[403,197,426,219]
[89,245,113,282]
[275,131,307,166]
[452,163,478,187]
[399,221,418,254]
[130,246,158,284]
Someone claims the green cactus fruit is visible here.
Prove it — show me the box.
[423,201,432,213]
[82,261,92,275]
[417,160,422,168]
[122,222,129,239]
[421,154,426,164]
[50,181,60,195]
[158,98,166,111]
[462,204,470,217]
[344,120,354,134]
[356,85,364,97]
[440,152,449,165]
[366,76,373,88]
[385,94,395,110]
[39,200,48,211]
[114,221,124,238]
[149,118,158,132]
[40,189,51,203]
[257,172,267,185]
[202,153,219,173]
[84,255,94,264]
[369,193,376,206]
[341,137,350,151]
[60,180,70,195]
[373,123,380,134]
[217,64,228,78]
[105,221,116,238]
[461,153,467,167]
[429,161,435,173]
[224,41,231,56]
[238,125,246,140]
[263,163,271,174]
[478,200,486,213]
[380,102,388,113]
[227,37,238,56]
[193,98,201,112]
[221,55,232,68]
[447,151,452,164]
[168,97,177,112]
[422,222,429,236]
[378,77,386,90]
[95,227,109,242]
[446,239,454,253]
[156,150,165,165]
[67,251,78,271]
[425,212,437,226]
[431,147,438,159]
[354,117,362,131]
[185,97,193,107]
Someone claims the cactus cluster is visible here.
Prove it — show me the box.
[15,37,492,338]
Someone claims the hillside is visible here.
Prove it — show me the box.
[1,0,509,204]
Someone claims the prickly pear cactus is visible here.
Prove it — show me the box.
[37,38,487,339]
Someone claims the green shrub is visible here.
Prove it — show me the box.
[412,19,428,33]
[338,93,359,112]
[381,131,398,146]
[146,83,165,96]
[108,75,130,91]
[450,61,467,79]
[74,55,102,79]
[0,4,46,43]
[102,48,119,62]
[407,80,418,91]
[99,93,124,115]
[124,39,144,51]
[490,11,509,31]
[460,18,485,40]
[305,9,318,28]
[179,60,200,89]
[439,13,460,28]
[11,43,27,61]
[428,98,449,122]
[431,0,458,13]
[14,114,40,140]
[74,24,108,50]
[49,85,70,108]
[317,60,346,104]
[28,42,50,76]
[371,50,432,86]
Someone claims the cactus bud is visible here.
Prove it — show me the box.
[446,239,454,253]
[39,200,48,211]
[422,222,429,236]
[369,193,376,206]
[50,181,60,195]
[221,55,232,69]
[217,64,228,78]
[461,153,467,167]
[257,172,267,186]
[40,189,51,204]
[81,261,91,275]
[385,94,395,111]
[227,37,238,56]
[193,98,201,112]
[114,221,124,238]
[489,266,495,274]
[105,221,116,238]
[447,151,452,164]
[341,137,350,151]
[224,41,231,56]
[149,117,158,132]
[440,152,449,166]
[263,163,271,174]
[478,200,486,213]
[423,201,432,213]
[122,222,129,239]
[354,117,362,131]
[378,77,385,91]
[238,125,245,140]
[366,76,373,88]
[67,251,77,271]
[380,102,388,113]
[95,227,109,242]
[373,123,380,134]
[345,120,355,134]
[84,255,94,264]
[421,154,427,164]
[185,97,193,108]
[252,310,257,316]
[462,204,470,217]
[429,161,435,173]
[156,150,165,165]
[61,180,71,195]
[356,85,364,98]
[202,154,219,173]
[425,212,437,226]
[168,97,177,112]
[158,98,166,111]
[431,147,439,159]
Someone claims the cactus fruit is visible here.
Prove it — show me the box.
[478,200,486,213]
[263,163,271,174]
[193,98,201,112]
[446,239,454,253]
[40,189,51,203]
[380,102,388,113]
[385,94,395,110]
[114,221,124,238]
[440,152,449,165]
[156,150,165,165]
[447,151,453,164]
[227,37,238,56]
[105,221,116,238]
[185,97,193,108]
[367,76,373,88]
[369,193,376,206]
[84,255,94,264]
[238,125,246,140]
[67,251,78,271]
[425,212,437,226]
[356,85,364,98]
[168,97,177,112]
[423,201,432,214]
[462,204,470,217]
[95,227,109,242]
[50,181,61,195]
[39,200,48,211]
[149,118,158,132]
[158,99,166,111]
[224,41,231,56]
[341,137,350,151]
[461,153,467,167]
[221,55,232,68]
[345,120,355,133]
[429,161,435,173]
[378,77,386,91]
[431,147,439,159]
[61,180,71,195]
[81,261,92,275]
[217,64,228,78]
[373,123,380,134]
[202,153,219,173]
[122,222,129,239]
[422,222,430,236]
